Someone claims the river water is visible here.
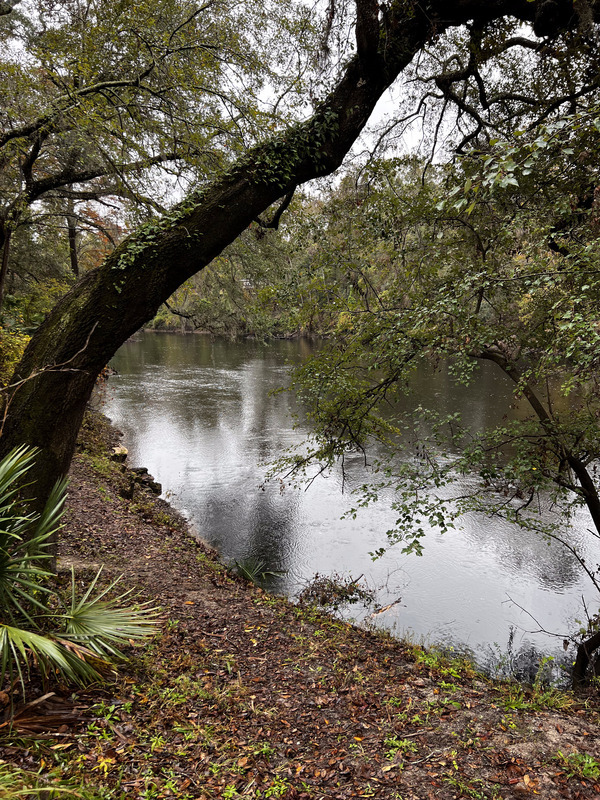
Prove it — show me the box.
[103,332,600,680]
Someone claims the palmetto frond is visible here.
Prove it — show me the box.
[33,476,68,547]
[0,446,59,628]
[56,568,160,660]
[0,762,83,797]
[0,624,101,689]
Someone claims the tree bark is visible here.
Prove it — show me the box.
[66,210,79,277]
[0,0,571,511]
[0,1,19,17]
[0,228,11,312]
[573,629,600,686]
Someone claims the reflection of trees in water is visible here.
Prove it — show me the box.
[384,361,517,449]
[341,435,588,594]
[106,333,599,675]
[236,486,297,593]
[375,363,595,593]
[357,360,594,594]
[112,338,595,603]
[458,508,587,592]
[109,334,304,584]
[192,475,298,575]
[112,335,302,436]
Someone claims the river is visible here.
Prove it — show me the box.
[103,331,600,681]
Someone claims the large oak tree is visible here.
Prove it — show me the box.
[0,0,597,516]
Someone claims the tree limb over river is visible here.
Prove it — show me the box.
[2,0,594,503]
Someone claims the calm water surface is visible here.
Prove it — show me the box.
[104,332,600,677]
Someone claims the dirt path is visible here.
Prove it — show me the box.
[3,412,600,799]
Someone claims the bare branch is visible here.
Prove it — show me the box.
[255,190,296,230]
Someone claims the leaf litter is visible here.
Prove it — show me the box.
[1,412,599,799]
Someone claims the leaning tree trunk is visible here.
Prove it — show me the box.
[66,204,79,277]
[573,630,600,686]
[0,0,546,519]
[0,1,418,503]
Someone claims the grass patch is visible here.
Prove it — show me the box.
[554,750,600,781]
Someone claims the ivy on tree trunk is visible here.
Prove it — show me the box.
[0,0,578,522]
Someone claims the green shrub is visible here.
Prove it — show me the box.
[0,327,29,388]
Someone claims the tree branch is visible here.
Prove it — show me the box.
[355,0,381,71]
[24,153,178,205]
[0,0,19,16]
[0,71,158,150]
[255,190,296,231]
[477,345,600,535]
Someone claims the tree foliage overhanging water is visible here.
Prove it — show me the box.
[104,333,600,684]
[146,128,600,679]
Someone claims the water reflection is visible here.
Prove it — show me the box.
[103,332,600,673]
